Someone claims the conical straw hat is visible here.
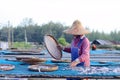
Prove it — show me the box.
[63,20,90,35]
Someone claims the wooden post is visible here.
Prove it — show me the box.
[8,21,11,49]
[25,25,28,44]
[11,26,14,48]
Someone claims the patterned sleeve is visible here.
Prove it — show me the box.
[78,38,90,66]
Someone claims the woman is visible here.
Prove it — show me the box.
[62,20,90,80]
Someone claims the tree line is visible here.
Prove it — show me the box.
[0,18,120,44]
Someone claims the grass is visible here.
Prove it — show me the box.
[12,42,32,49]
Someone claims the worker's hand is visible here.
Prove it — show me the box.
[57,44,64,50]
[70,61,79,67]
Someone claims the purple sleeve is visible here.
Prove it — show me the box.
[63,40,74,53]
[63,47,71,53]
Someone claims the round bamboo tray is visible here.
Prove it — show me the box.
[44,35,62,60]
[51,59,71,63]
[16,56,34,60]
[28,64,58,72]
[16,56,46,64]
[0,64,15,71]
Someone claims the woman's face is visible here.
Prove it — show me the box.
[73,35,81,37]
[73,35,83,39]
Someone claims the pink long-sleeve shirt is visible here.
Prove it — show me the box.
[63,35,90,67]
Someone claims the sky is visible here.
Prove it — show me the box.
[0,0,120,33]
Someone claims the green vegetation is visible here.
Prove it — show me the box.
[113,46,120,50]
[92,45,120,50]
[96,45,114,49]
[12,42,32,49]
[58,37,69,46]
